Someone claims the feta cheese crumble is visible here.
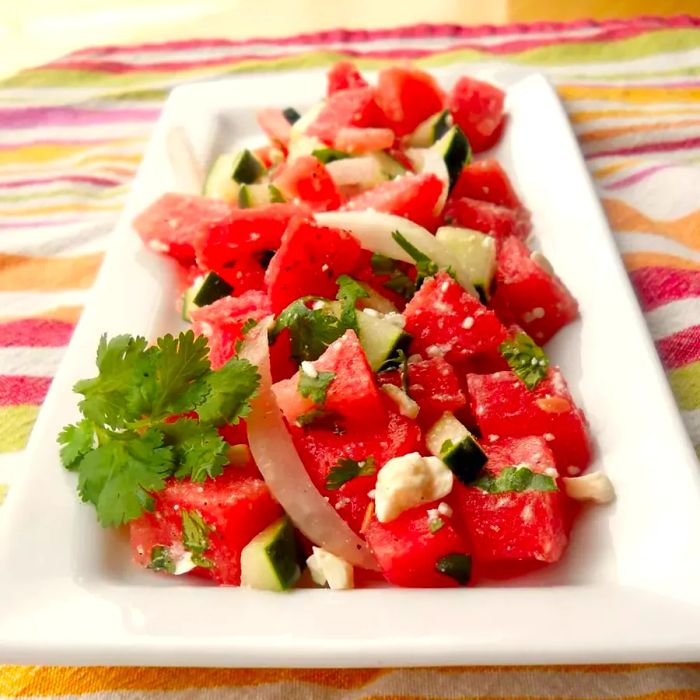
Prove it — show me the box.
[306,547,354,590]
[563,472,616,504]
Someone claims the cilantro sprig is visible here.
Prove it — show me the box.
[57,331,260,527]
[336,275,368,333]
[298,370,335,405]
[499,332,549,390]
[325,456,376,490]
[473,466,557,494]
[370,253,416,300]
[181,509,214,568]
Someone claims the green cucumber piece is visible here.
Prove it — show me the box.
[203,154,240,202]
[434,125,471,188]
[268,184,286,203]
[282,107,301,124]
[192,272,233,307]
[435,226,496,299]
[181,275,205,322]
[407,109,452,147]
[231,149,265,184]
[312,147,351,164]
[238,183,279,209]
[240,517,301,591]
[356,283,398,314]
[426,412,487,484]
[435,553,472,585]
[355,310,411,371]
[372,151,407,179]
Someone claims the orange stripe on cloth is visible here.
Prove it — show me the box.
[604,198,700,252]
[0,305,83,324]
[623,251,700,273]
[570,107,700,124]
[0,253,102,291]
[592,158,644,179]
[579,118,700,143]
[559,84,700,104]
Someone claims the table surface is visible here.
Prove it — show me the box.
[1,0,698,78]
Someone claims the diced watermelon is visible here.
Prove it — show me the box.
[327,61,369,95]
[344,172,443,229]
[446,77,505,153]
[265,219,363,313]
[190,290,272,369]
[307,87,387,144]
[443,196,531,242]
[451,159,523,209]
[374,65,445,137]
[253,144,283,169]
[378,356,466,429]
[129,469,283,585]
[273,329,386,429]
[449,436,568,564]
[365,504,472,587]
[403,271,507,363]
[272,155,342,212]
[467,367,592,472]
[334,127,396,154]
[256,108,292,147]
[290,395,421,533]
[194,203,309,281]
[490,236,579,344]
[133,193,232,266]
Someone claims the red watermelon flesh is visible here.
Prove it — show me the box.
[290,395,421,533]
[451,159,523,209]
[403,271,507,363]
[272,155,342,212]
[129,469,282,585]
[265,219,363,313]
[327,61,369,95]
[334,127,396,154]
[490,236,579,345]
[365,504,472,587]
[449,436,568,564]
[344,172,444,230]
[377,356,466,429]
[466,367,592,473]
[133,193,232,266]
[273,329,386,429]
[443,196,531,242]
[256,108,292,147]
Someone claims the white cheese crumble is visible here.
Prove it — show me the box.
[311,300,326,311]
[321,263,330,272]
[543,433,555,441]
[362,307,380,317]
[173,552,197,576]
[383,312,406,329]
[300,361,318,379]
[437,502,453,517]
[149,240,170,253]
[563,472,616,504]
[544,467,559,478]
[381,384,420,419]
[375,452,454,523]
[440,281,450,293]
[488,434,499,443]
[462,316,474,330]
[306,547,354,590]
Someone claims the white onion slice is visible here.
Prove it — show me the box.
[240,322,379,571]
[166,126,204,194]
[405,147,449,215]
[326,156,382,187]
[315,210,477,297]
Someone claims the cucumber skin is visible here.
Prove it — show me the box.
[192,272,232,307]
[441,439,488,485]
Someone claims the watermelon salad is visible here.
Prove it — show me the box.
[58,62,615,591]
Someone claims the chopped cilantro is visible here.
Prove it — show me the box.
[473,466,557,493]
[148,545,175,574]
[336,275,368,332]
[371,252,416,300]
[57,331,260,526]
[181,510,214,568]
[391,230,439,283]
[435,553,472,585]
[325,456,376,490]
[370,253,396,275]
[428,517,445,534]
[298,370,335,406]
[499,332,549,390]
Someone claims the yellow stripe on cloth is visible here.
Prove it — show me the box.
[0,404,40,453]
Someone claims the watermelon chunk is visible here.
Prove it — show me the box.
[378,356,466,429]
[344,172,443,229]
[265,219,363,313]
[129,470,283,585]
[365,504,472,587]
[273,329,386,429]
[443,196,531,242]
[290,396,421,533]
[256,108,292,147]
[327,61,369,95]
[467,367,592,472]
[334,127,396,154]
[451,159,523,209]
[491,236,579,344]
[133,193,231,266]
[450,436,568,563]
[403,271,507,363]
[272,155,342,212]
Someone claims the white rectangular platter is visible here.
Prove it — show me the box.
[0,67,698,667]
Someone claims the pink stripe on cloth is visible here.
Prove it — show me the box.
[0,376,52,405]
[0,107,160,129]
[0,319,75,348]
[1,174,123,188]
[630,267,700,312]
[604,164,671,190]
[589,136,700,159]
[656,324,700,369]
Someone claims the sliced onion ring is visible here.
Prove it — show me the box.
[405,147,449,215]
[240,321,379,571]
[326,156,382,187]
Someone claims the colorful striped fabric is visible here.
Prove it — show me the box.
[1,15,699,699]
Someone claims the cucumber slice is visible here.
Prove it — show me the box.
[356,283,398,314]
[192,272,233,307]
[203,153,240,202]
[288,134,326,161]
[372,151,407,179]
[290,101,325,139]
[407,109,452,147]
[181,274,205,322]
[282,107,301,124]
[355,309,411,371]
[240,517,301,591]
[231,149,265,184]
[426,412,487,484]
[433,125,471,189]
[312,147,351,164]
[435,226,496,299]
[238,183,279,208]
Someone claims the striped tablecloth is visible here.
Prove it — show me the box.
[1,15,699,699]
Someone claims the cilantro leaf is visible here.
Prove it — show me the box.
[391,230,439,283]
[181,510,213,568]
[271,299,346,362]
[57,419,95,470]
[298,370,335,406]
[161,418,229,482]
[326,456,376,490]
[499,332,549,390]
[429,517,445,534]
[336,275,368,332]
[235,318,259,353]
[473,466,558,494]
[370,253,397,275]
[195,357,260,426]
[371,253,416,300]
[148,545,175,574]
